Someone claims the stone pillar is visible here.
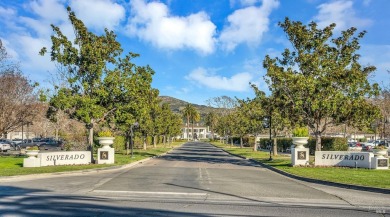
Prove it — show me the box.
[291,147,309,166]
[97,147,115,164]
[291,137,309,166]
[96,137,115,164]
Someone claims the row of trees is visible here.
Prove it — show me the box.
[39,7,182,157]
[204,18,387,153]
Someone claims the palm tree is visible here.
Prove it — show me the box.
[190,110,200,140]
[181,104,200,141]
[181,104,194,141]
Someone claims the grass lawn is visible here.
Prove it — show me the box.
[0,142,182,177]
[211,142,390,189]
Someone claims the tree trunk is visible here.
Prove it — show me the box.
[153,135,157,148]
[240,137,243,148]
[88,124,94,163]
[143,136,147,150]
[187,117,190,141]
[126,135,130,155]
[315,133,322,151]
[230,137,233,147]
[253,135,257,152]
[273,137,277,156]
[191,121,194,141]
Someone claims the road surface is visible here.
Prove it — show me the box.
[0,142,389,216]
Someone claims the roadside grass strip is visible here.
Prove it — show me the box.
[211,142,390,190]
[0,142,182,177]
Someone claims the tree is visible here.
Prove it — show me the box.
[110,54,156,154]
[190,108,200,141]
[40,7,145,160]
[159,103,181,146]
[0,40,40,137]
[375,84,390,139]
[242,87,268,151]
[205,111,218,140]
[206,96,237,143]
[181,104,198,141]
[264,18,380,151]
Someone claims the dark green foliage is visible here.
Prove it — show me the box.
[308,137,348,154]
[259,138,293,152]
[264,18,381,151]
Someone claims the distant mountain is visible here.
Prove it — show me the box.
[159,96,217,120]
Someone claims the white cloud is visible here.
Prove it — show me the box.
[0,6,17,18]
[126,0,216,54]
[29,0,68,23]
[314,0,372,30]
[219,0,279,51]
[230,0,262,7]
[70,0,125,31]
[185,67,253,92]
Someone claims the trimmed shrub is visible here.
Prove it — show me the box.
[113,136,126,152]
[308,137,348,154]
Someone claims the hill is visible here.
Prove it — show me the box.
[159,96,216,119]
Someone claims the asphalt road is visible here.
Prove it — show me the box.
[0,142,389,216]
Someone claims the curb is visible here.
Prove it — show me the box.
[0,145,180,182]
[213,144,390,195]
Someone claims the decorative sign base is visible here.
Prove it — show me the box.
[23,151,92,167]
[97,147,115,164]
[291,148,309,166]
[23,158,40,167]
[372,157,389,170]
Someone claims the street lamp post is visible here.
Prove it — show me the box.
[130,122,139,158]
[268,115,273,161]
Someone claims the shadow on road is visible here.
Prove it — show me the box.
[164,183,376,215]
[0,186,221,217]
[159,142,263,168]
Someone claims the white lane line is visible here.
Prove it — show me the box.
[205,168,212,184]
[92,190,207,196]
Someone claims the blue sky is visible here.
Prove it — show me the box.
[0,0,389,105]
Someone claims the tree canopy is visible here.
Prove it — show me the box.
[264,18,381,151]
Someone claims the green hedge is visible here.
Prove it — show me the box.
[113,136,126,152]
[259,137,348,154]
[308,137,348,154]
[259,138,292,152]
[229,136,257,147]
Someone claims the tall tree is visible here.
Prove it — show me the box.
[40,7,144,160]
[205,111,218,140]
[0,40,39,137]
[110,54,156,154]
[190,108,200,140]
[181,104,197,141]
[264,18,380,151]
[206,96,237,143]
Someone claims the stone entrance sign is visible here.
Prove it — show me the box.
[23,151,92,167]
[39,151,91,166]
[315,151,388,169]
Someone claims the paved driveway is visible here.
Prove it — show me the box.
[0,142,389,216]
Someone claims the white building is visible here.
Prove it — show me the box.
[6,131,36,140]
[181,124,209,140]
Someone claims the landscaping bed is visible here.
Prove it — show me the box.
[211,142,390,190]
[0,143,182,177]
